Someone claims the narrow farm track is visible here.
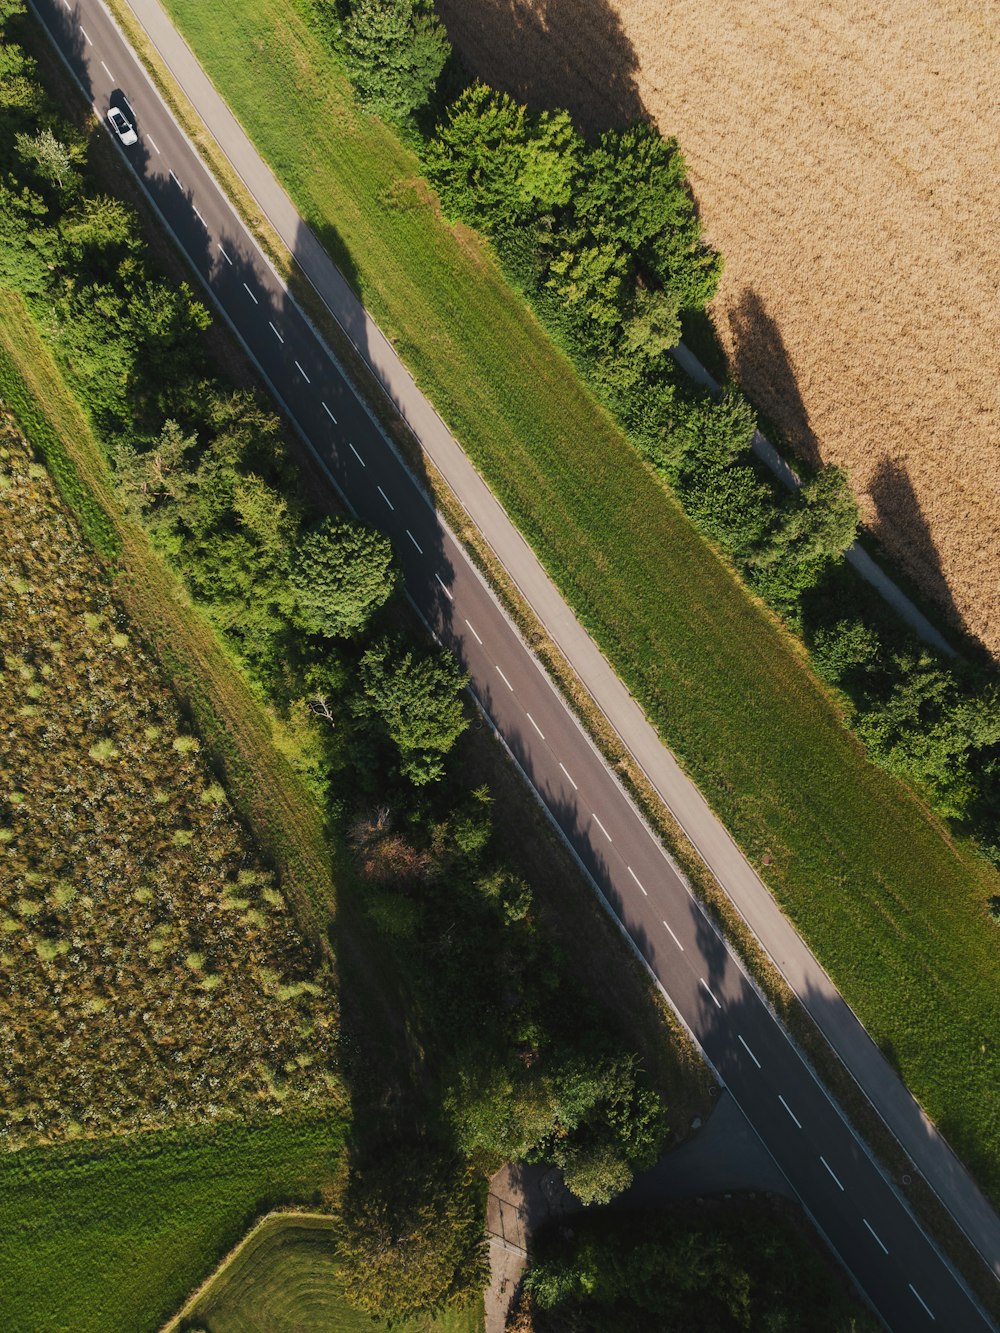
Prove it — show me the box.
[25,0,1000,1327]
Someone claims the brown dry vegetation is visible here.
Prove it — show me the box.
[0,413,340,1148]
[434,0,1000,657]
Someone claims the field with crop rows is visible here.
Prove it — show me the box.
[185,1214,482,1333]
[0,1116,343,1333]
[0,408,340,1146]
[435,0,1000,659]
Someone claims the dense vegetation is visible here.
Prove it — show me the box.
[0,1115,344,1333]
[0,414,340,1146]
[0,4,710,1320]
[514,1204,875,1332]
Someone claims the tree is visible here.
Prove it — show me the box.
[291,516,398,637]
[354,636,468,783]
[337,1149,488,1322]
[15,127,75,192]
[343,0,449,127]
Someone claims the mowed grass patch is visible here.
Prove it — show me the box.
[138,2,1000,1198]
[0,1115,344,1333]
[0,290,335,937]
[185,1214,482,1333]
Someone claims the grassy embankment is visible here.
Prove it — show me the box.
[0,1118,343,1333]
[173,1214,481,1333]
[147,0,1000,1200]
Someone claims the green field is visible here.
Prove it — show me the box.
[145,0,1000,1200]
[185,1215,482,1333]
[0,1116,344,1333]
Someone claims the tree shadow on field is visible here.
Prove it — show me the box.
[433,0,645,134]
[727,286,820,468]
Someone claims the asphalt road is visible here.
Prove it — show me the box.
[27,1,997,1328]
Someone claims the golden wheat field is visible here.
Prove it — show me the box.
[435,0,1000,657]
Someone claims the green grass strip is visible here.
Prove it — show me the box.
[152,0,1000,1202]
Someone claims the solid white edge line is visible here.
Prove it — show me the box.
[295,359,311,383]
[778,1094,802,1129]
[738,1034,761,1068]
[146,132,160,154]
[434,572,453,599]
[662,919,685,951]
[909,1284,935,1320]
[863,1218,888,1255]
[242,282,258,304]
[406,529,423,554]
[268,320,283,343]
[321,401,337,424]
[378,485,395,512]
[217,242,232,265]
[464,618,483,645]
[526,712,545,740]
[559,761,578,790]
[820,1155,845,1191]
[347,441,365,466]
[593,814,612,843]
[699,977,722,1009]
[627,865,648,896]
[100,59,113,79]
[496,665,513,691]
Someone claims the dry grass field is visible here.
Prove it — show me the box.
[434,0,1000,658]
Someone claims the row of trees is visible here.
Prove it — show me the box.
[332,1,1000,870]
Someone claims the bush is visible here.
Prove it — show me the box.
[291,515,398,638]
[342,0,449,128]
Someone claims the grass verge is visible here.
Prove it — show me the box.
[169,1213,482,1333]
[0,1115,345,1333]
[113,0,1000,1209]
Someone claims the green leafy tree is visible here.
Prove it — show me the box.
[338,1150,488,1322]
[750,465,859,602]
[291,516,398,637]
[15,127,75,191]
[343,0,449,126]
[354,636,468,783]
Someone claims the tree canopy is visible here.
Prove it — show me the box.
[291,515,398,638]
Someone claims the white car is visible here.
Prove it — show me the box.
[107,106,138,147]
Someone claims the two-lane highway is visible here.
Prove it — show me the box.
[27,0,997,1327]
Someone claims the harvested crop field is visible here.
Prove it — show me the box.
[434,0,1000,658]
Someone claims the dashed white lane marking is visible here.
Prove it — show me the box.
[627,866,648,896]
[909,1284,935,1321]
[662,920,685,952]
[699,977,722,1009]
[592,814,612,843]
[738,1034,761,1068]
[496,665,513,691]
[146,133,160,155]
[819,1156,845,1192]
[778,1094,802,1129]
[322,401,337,424]
[242,282,258,304]
[347,441,365,466]
[434,572,452,599]
[862,1219,888,1255]
[269,321,283,344]
[100,59,113,80]
[80,25,92,44]
[559,762,578,790]
[526,712,545,740]
[378,485,395,513]
[406,529,423,554]
[464,619,482,645]
[217,242,232,265]
[192,205,206,226]
[294,360,311,383]
[61,0,70,9]
[169,168,182,187]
